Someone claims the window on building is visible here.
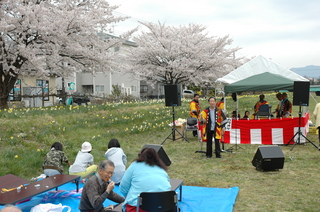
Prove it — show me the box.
[140,85,148,93]
[36,79,49,101]
[82,85,93,94]
[95,85,105,92]
[131,86,137,92]
[9,79,21,101]
[123,87,131,96]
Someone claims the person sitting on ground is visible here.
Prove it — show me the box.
[253,94,268,116]
[120,148,171,212]
[79,160,125,212]
[69,141,98,181]
[105,139,127,185]
[281,93,292,118]
[42,142,70,177]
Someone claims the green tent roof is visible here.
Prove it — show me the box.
[225,72,294,93]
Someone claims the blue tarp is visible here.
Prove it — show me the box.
[0,182,239,212]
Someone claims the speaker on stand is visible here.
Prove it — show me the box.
[286,81,319,150]
[162,85,189,144]
[292,81,310,106]
[164,84,181,107]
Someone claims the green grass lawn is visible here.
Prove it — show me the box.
[1,93,319,211]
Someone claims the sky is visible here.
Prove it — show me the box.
[107,0,320,69]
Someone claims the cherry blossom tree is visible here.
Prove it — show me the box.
[125,22,245,87]
[0,0,133,109]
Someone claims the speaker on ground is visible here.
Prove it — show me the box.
[293,81,310,106]
[164,85,181,107]
[252,146,284,171]
[141,144,171,166]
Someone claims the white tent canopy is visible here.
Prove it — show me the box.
[214,55,309,114]
[215,55,308,86]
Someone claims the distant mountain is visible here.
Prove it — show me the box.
[290,65,320,79]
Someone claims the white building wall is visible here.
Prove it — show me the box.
[55,34,141,98]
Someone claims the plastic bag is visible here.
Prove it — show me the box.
[30,203,71,212]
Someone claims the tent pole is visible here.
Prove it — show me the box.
[310,92,318,104]
[234,93,243,150]
[224,92,243,152]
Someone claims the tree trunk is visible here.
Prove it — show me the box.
[61,77,66,104]
[0,95,9,110]
[0,35,21,110]
[0,70,18,110]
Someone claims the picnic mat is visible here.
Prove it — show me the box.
[1,182,239,212]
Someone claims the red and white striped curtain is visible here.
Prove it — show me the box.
[222,113,309,145]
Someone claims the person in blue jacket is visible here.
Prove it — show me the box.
[120,147,171,212]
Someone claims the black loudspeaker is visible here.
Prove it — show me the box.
[141,144,171,166]
[252,146,284,171]
[164,85,181,106]
[293,81,310,106]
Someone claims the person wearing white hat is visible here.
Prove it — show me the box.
[69,141,98,180]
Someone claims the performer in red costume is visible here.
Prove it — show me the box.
[200,97,226,158]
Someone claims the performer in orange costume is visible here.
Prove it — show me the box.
[200,97,226,158]
[189,94,200,137]
[253,94,268,117]
[216,97,224,110]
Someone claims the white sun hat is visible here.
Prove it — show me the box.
[81,141,92,152]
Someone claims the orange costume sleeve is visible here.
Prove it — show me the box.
[199,110,208,142]
[216,102,224,110]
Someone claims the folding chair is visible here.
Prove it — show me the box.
[184,117,198,138]
[256,104,271,119]
[137,190,178,212]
